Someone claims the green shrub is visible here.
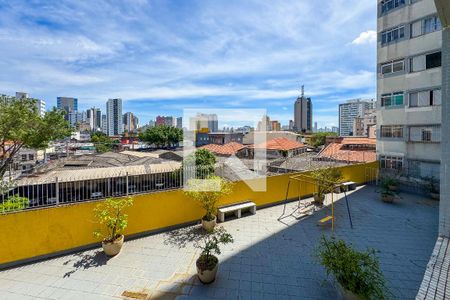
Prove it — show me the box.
[0,195,29,213]
[317,236,387,299]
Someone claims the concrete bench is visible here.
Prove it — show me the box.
[218,201,256,223]
[341,181,357,191]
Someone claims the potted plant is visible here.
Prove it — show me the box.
[425,176,439,200]
[317,236,387,300]
[380,188,396,203]
[381,176,398,191]
[185,176,233,231]
[195,226,233,284]
[311,168,343,207]
[94,197,133,256]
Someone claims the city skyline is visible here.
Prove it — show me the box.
[0,0,376,128]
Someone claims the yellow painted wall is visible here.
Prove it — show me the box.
[0,162,377,266]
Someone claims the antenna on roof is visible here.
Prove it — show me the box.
[301,84,304,97]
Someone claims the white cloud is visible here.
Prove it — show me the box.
[351,30,377,45]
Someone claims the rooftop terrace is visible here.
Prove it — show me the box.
[0,185,438,299]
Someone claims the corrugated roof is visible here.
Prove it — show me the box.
[17,162,181,184]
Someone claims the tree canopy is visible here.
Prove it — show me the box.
[139,125,183,148]
[309,132,338,148]
[183,149,217,179]
[91,132,116,153]
[0,96,71,178]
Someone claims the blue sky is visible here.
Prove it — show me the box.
[0,0,376,128]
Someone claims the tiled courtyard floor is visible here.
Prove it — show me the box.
[0,185,439,299]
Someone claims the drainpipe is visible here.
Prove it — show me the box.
[435,0,450,237]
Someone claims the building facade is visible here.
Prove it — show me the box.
[294,89,312,133]
[106,98,123,136]
[189,113,218,132]
[377,0,442,179]
[87,108,102,132]
[339,99,375,137]
[57,97,78,120]
[123,112,139,133]
[16,92,46,117]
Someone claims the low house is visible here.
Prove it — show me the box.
[200,142,246,157]
[317,137,376,163]
[247,137,306,159]
[208,132,244,145]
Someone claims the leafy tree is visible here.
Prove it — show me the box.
[183,149,216,178]
[91,132,114,153]
[309,132,338,148]
[139,125,183,148]
[0,96,71,178]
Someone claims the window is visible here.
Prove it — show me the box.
[409,126,441,142]
[409,88,441,107]
[411,15,442,38]
[410,51,441,72]
[381,92,404,107]
[380,155,403,170]
[381,26,405,45]
[381,60,404,75]
[28,154,34,161]
[21,154,27,161]
[381,0,405,14]
[380,125,403,138]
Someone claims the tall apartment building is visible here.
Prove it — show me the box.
[352,108,377,137]
[176,117,183,129]
[294,87,312,133]
[123,112,139,133]
[57,97,78,121]
[106,98,123,136]
[16,92,46,117]
[189,113,218,132]
[101,114,107,134]
[377,0,442,179]
[339,99,375,136]
[87,108,102,132]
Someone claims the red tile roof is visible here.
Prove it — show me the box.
[252,138,305,151]
[318,137,376,163]
[200,142,246,156]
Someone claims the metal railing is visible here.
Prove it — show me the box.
[0,165,222,213]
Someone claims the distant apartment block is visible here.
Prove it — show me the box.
[16,92,46,117]
[189,113,218,132]
[155,115,175,127]
[57,97,78,120]
[123,112,139,133]
[176,117,182,129]
[377,0,442,178]
[294,88,312,133]
[271,120,281,131]
[106,98,123,136]
[353,108,376,137]
[87,108,102,132]
[339,99,375,136]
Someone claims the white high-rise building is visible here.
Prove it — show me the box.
[15,92,46,117]
[377,0,442,179]
[106,98,123,136]
[87,108,102,131]
[339,99,374,136]
[123,112,139,133]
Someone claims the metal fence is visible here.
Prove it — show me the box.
[0,165,222,213]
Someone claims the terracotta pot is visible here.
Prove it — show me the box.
[196,256,218,284]
[313,194,324,206]
[430,192,440,200]
[102,235,124,256]
[338,283,362,300]
[202,215,216,232]
[381,194,394,203]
